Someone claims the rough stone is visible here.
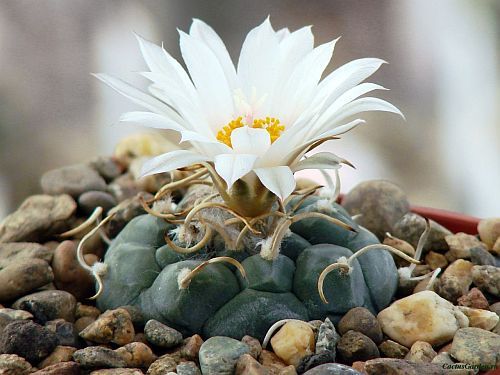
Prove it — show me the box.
[79,308,134,345]
[78,191,117,215]
[199,336,250,375]
[115,342,156,368]
[32,361,81,375]
[0,320,58,364]
[241,335,262,359]
[0,259,54,302]
[445,233,487,259]
[404,341,437,363]
[457,307,499,331]
[471,265,499,297]
[258,350,288,372]
[235,354,267,375]
[424,251,448,270]
[436,259,473,303]
[364,358,448,375]
[44,319,81,347]
[0,242,52,269]
[12,290,76,323]
[296,351,333,374]
[457,288,489,309]
[0,194,77,243]
[450,327,500,366]
[431,352,455,365]
[146,353,181,375]
[378,340,409,359]
[176,361,201,375]
[338,307,383,344]
[315,317,339,357]
[342,180,410,239]
[51,240,97,300]
[302,363,362,374]
[270,321,315,367]
[0,354,33,374]
[41,164,106,197]
[377,291,469,347]
[392,213,452,253]
[73,346,127,368]
[337,330,380,363]
[38,345,77,368]
[179,334,204,361]
[144,319,183,349]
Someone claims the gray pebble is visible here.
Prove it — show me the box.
[88,156,123,182]
[450,327,500,366]
[78,190,117,215]
[303,363,362,375]
[199,336,249,375]
[470,247,497,266]
[144,319,183,348]
[73,346,127,368]
[41,164,107,198]
[316,317,339,357]
[177,361,201,375]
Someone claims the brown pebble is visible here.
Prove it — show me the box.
[32,361,80,375]
[436,259,473,303]
[351,361,366,373]
[337,330,380,364]
[457,288,489,309]
[424,251,448,270]
[146,353,182,375]
[39,345,77,368]
[180,334,204,361]
[115,342,156,368]
[405,341,437,363]
[75,303,101,319]
[378,340,409,359]
[90,369,143,375]
[339,307,383,344]
[79,308,134,345]
[74,316,96,334]
[259,349,287,370]
[241,335,262,360]
[236,354,268,375]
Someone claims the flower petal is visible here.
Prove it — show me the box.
[140,150,209,177]
[179,30,234,129]
[291,152,348,172]
[330,97,404,124]
[93,73,182,121]
[254,166,296,201]
[189,19,238,89]
[214,153,258,189]
[230,126,271,156]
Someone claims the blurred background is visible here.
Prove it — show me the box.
[0,0,499,219]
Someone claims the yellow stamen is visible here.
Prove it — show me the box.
[216,116,285,148]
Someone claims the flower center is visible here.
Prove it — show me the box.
[216,116,285,148]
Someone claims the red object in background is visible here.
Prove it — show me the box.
[411,205,480,235]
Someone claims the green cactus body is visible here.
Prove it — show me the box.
[97,196,398,340]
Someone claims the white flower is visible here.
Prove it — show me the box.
[95,18,402,210]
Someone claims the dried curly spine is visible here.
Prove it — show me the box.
[291,211,356,232]
[178,256,246,289]
[59,206,103,237]
[262,319,316,348]
[318,263,351,303]
[155,168,208,200]
[165,224,213,254]
[408,218,431,275]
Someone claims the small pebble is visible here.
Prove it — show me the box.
[241,335,262,359]
[377,291,469,347]
[450,327,500,367]
[12,290,77,323]
[79,308,135,345]
[338,307,383,344]
[74,316,96,334]
[75,303,101,319]
[0,242,52,269]
[88,156,124,182]
[296,351,333,373]
[302,363,362,374]
[436,259,473,303]
[0,308,33,320]
[39,345,77,368]
[115,342,156,368]
[404,341,437,363]
[235,354,267,375]
[383,236,415,267]
[477,218,500,249]
[32,361,80,375]
[199,336,250,375]
[0,353,33,374]
[180,334,204,361]
[457,288,489,309]
[0,259,54,302]
[270,321,315,366]
[337,330,380,363]
[73,346,127,368]
[424,251,448,270]
[0,194,76,243]
[41,164,107,197]
[364,358,448,375]
[45,319,81,347]
[177,361,202,375]
[445,233,487,259]
[146,353,181,374]
[258,350,288,370]
[471,265,499,297]
[457,306,499,331]
[144,319,183,348]
[89,369,143,375]
[0,320,58,364]
[470,246,497,266]
[78,190,117,215]
[315,317,339,357]
[378,340,409,359]
[431,352,455,365]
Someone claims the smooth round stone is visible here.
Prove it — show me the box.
[450,327,500,367]
[199,336,250,375]
[302,363,363,375]
[0,259,54,302]
[78,190,117,215]
[0,242,53,269]
[12,290,77,323]
[342,180,410,240]
[477,218,500,249]
[0,194,76,243]
[470,247,497,266]
[270,321,315,366]
[338,307,383,344]
[144,319,183,348]
[88,156,124,182]
[0,320,58,364]
[41,164,107,198]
